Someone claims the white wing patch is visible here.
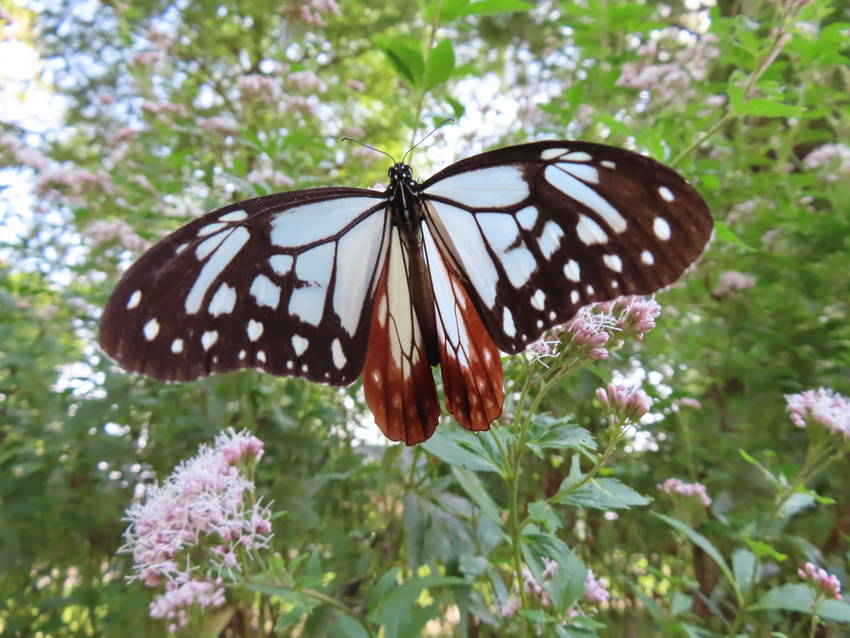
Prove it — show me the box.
[544,164,627,233]
[333,209,387,336]
[289,243,334,326]
[270,197,381,248]
[185,227,250,314]
[426,165,529,208]
[209,283,236,316]
[428,201,499,308]
[250,274,281,309]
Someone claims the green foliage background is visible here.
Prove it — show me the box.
[1,0,850,635]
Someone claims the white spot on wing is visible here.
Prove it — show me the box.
[292,335,309,356]
[142,318,159,340]
[250,274,281,309]
[185,228,250,314]
[531,289,545,310]
[601,160,616,169]
[570,290,580,304]
[603,254,623,272]
[564,259,581,282]
[641,250,654,265]
[586,285,594,295]
[209,283,236,315]
[537,220,564,259]
[269,254,293,275]
[659,186,675,202]
[175,243,188,255]
[562,151,593,162]
[541,147,569,160]
[270,197,381,248]
[127,290,142,309]
[502,307,516,337]
[332,339,346,369]
[425,165,530,208]
[238,350,246,360]
[201,330,218,350]
[171,338,183,353]
[219,209,247,222]
[247,319,263,341]
[257,350,266,363]
[544,164,627,232]
[576,214,608,245]
[654,217,671,240]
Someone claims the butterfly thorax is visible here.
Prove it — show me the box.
[386,162,439,366]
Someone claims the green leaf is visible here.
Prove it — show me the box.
[745,539,787,562]
[555,478,650,510]
[732,549,759,592]
[527,416,596,457]
[367,568,401,615]
[368,575,470,631]
[445,95,466,118]
[424,39,455,90]
[751,583,813,614]
[374,36,425,86]
[460,0,533,16]
[327,611,371,638]
[653,512,740,604]
[422,426,502,473]
[528,499,562,532]
[430,0,470,22]
[451,466,502,525]
[521,529,586,613]
[739,449,778,484]
[715,221,756,252]
[733,98,805,118]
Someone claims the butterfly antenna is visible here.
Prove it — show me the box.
[340,137,397,164]
[402,118,455,165]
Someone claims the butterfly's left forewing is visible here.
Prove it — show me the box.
[421,140,713,353]
[99,188,388,386]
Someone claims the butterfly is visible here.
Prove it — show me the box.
[99,140,713,444]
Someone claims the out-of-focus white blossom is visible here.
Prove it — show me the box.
[657,478,712,507]
[714,271,756,297]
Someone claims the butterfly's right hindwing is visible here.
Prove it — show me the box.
[99,188,388,386]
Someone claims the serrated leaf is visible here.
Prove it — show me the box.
[424,39,455,91]
[521,529,586,612]
[374,36,424,86]
[422,426,501,473]
[460,0,533,15]
[528,499,562,532]
[556,478,650,510]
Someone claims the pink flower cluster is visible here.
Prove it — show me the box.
[657,478,712,507]
[596,383,652,425]
[0,132,49,170]
[584,569,610,605]
[288,0,341,27]
[617,34,721,107]
[85,220,150,252]
[714,270,756,297]
[287,70,327,93]
[803,143,850,182]
[597,296,662,342]
[121,429,271,632]
[674,397,702,410]
[501,561,611,617]
[798,562,842,600]
[238,74,279,101]
[786,388,850,440]
[501,558,560,617]
[196,116,238,135]
[564,307,613,360]
[35,166,115,198]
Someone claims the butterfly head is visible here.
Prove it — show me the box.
[388,162,415,187]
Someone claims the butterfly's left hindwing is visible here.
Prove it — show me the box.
[99,188,388,386]
[420,140,713,353]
